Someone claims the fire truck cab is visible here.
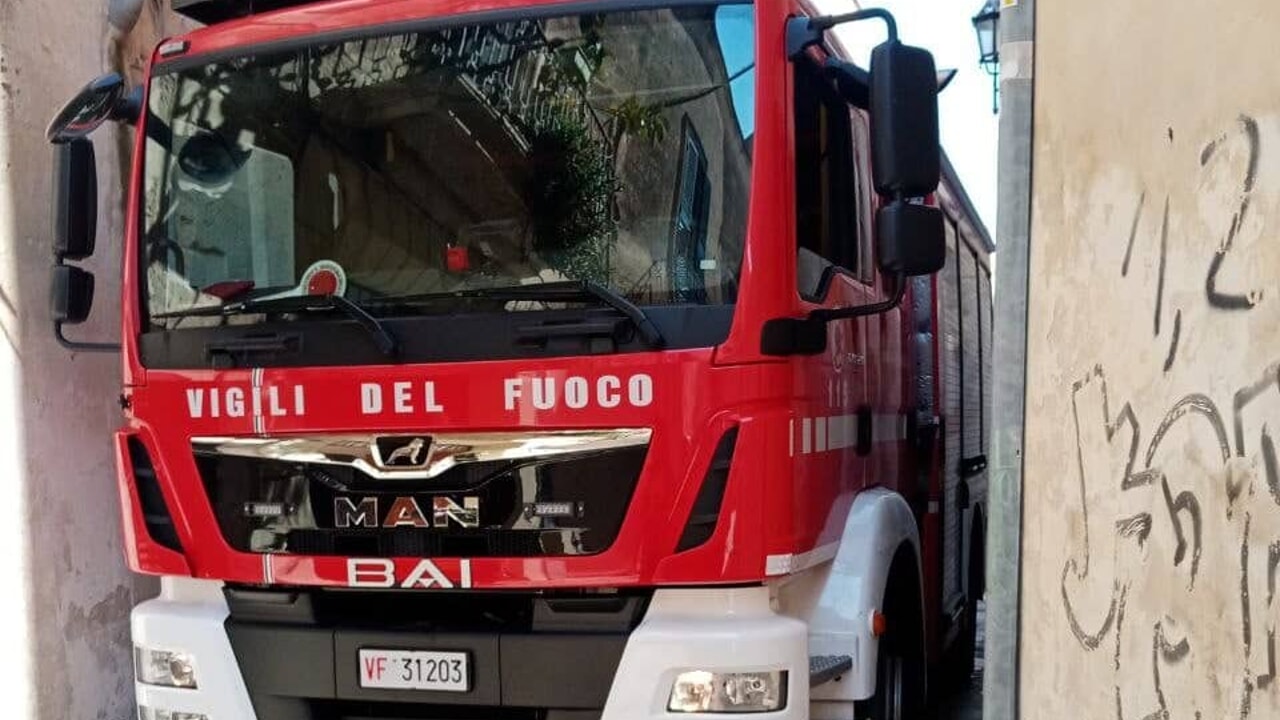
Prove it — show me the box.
[45,0,991,718]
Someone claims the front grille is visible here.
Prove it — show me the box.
[308,701,594,720]
[223,587,647,719]
[194,433,649,558]
[284,528,548,558]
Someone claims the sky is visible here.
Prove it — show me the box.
[818,0,1000,234]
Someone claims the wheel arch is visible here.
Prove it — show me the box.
[806,487,923,702]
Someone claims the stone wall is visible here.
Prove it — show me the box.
[0,0,184,715]
[1021,3,1280,718]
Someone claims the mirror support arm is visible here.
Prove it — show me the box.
[787,9,899,60]
[110,87,143,126]
[54,320,119,352]
[760,273,909,356]
[809,272,907,322]
[52,253,118,353]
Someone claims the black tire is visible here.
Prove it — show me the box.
[863,553,927,720]
[946,513,985,690]
[869,635,911,720]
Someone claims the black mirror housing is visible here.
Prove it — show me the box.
[51,264,96,325]
[878,201,945,277]
[48,128,117,351]
[46,73,130,143]
[52,139,98,261]
[870,41,941,198]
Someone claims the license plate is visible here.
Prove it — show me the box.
[357,649,469,692]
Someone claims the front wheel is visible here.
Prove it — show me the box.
[875,640,906,720]
[868,626,925,720]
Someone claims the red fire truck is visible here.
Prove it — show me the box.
[46,0,992,717]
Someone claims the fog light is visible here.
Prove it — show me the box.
[135,646,198,688]
[668,669,787,713]
[137,707,208,720]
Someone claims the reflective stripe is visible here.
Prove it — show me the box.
[765,541,839,576]
[251,368,267,437]
[792,413,907,455]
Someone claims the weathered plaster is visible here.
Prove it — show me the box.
[1021,3,1280,718]
[0,0,180,716]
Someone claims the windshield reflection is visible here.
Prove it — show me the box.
[142,4,757,328]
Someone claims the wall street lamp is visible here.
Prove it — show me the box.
[972,0,1000,114]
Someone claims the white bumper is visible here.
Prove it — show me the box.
[603,586,809,718]
[131,578,257,720]
[132,578,810,720]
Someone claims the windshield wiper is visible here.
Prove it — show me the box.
[154,294,398,357]
[369,281,666,349]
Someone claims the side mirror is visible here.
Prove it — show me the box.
[766,7,947,357]
[869,40,941,198]
[45,73,140,144]
[878,202,945,276]
[869,40,945,279]
[51,265,95,325]
[786,10,946,279]
[48,140,117,352]
[52,139,98,260]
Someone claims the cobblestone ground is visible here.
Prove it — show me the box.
[939,600,984,720]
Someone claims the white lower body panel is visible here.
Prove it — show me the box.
[131,577,257,720]
[603,585,810,718]
[132,578,811,720]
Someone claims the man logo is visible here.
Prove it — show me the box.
[334,496,480,529]
[375,436,431,469]
[387,438,426,465]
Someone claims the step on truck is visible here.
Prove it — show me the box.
[45,0,994,717]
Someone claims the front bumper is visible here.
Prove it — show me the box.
[132,577,810,720]
[132,579,257,719]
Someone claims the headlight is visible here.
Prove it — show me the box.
[134,646,198,688]
[668,669,788,713]
[137,707,208,720]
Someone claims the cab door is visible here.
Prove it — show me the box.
[788,45,877,552]
[848,105,907,498]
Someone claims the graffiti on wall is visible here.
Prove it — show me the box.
[1120,116,1265,373]
[1058,117,1280,719]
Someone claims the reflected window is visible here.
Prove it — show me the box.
[670,120,711,304]
[141,3,757,326]
[793,56,858,299]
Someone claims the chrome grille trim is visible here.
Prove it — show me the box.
[191,429,652,480]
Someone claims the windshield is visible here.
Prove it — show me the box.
[141,3,756,327]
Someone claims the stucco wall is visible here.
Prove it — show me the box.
[1021,3,1280,718]
[0,0,180,716]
